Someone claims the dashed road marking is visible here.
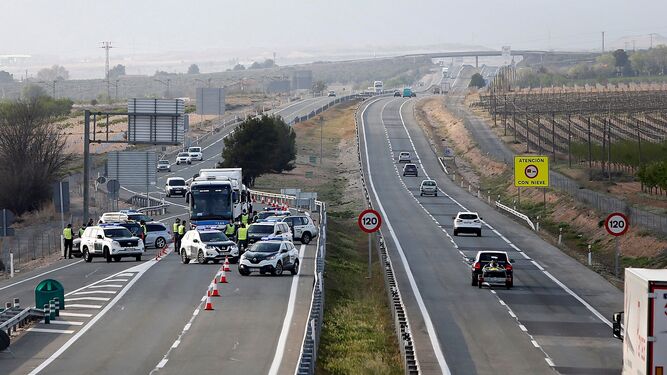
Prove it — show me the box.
[28,328,75,334]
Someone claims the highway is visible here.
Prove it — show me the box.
[358,95,623,374]
[0,95,332,375]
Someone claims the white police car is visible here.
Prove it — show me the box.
[238,240,299,276]
[80,224,145,262]
[179,228,239,264]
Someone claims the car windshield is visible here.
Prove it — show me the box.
[200,231,229,242]
[459,214,479,220]
[423,181,436,186]
[104,228,133,238]
[479,253,508,263]
[117,223,141,236]
[405,165,416,170]
[189,147,201,153]
[127,214,151,222]
[250,242,281,253]
[168,179,186,186]
[190,184,233,220]
[257,212,274,220]
[248,224,274,234]
[158,160,169,165]
[178,152,189,157]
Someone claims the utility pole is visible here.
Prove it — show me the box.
[650,33,655,49]
[601,31,605,53]
[101,41,113,103]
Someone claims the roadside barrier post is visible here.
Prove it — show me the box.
[43,304,50,324]
[9,252,14,278]
[558,228,563,245]
[587,245,592,266]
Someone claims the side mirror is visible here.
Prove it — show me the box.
[276,231,282,235]
[97,235,103,239]
[510,259,515,263]
[451,216,456,220]
[193,239,199,243]
[280,248,288,253]
[612,312,624,341]
[480,217,483,220]
[185,192,190,204]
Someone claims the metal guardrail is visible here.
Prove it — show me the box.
[137,204,169,217]
[0,299,47,340]
[495,201,536,231]
[353,98,421,374]
[295,200,326,375]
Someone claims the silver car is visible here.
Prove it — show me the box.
[420,179,438,196]
[157,159,171,172]
[145,222,170,249]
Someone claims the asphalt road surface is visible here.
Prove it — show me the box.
[358,96,623,374]
[0,96,331,375]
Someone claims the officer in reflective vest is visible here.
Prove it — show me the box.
[176,221,187,254]
[225,222,236,241]
[63,224,73,259]
[241,210,249,226]
[237,223,248,252]
[78,224,86,238]
[172,218,180,239]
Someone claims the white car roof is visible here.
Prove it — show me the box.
[167,177,186,181]
[457,211,478,215]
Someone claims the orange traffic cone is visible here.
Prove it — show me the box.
[210,281,220,297]
[204,295,214,311]
[218,269,228,283]
[223,257,231,272]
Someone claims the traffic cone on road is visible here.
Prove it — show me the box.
[204,295,214,311]
[218,269,228,283]
[223,257,231,272]
[210,280,220,297]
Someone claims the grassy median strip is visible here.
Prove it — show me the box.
[254,102,402,375]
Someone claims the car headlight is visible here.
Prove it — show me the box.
[205,245,216,250]
[112,241,120,246]
[267,254,277,260]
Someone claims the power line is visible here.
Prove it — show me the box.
[101,41,113,103]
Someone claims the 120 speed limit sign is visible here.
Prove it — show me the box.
[358,209,382,233]
[605,212,629,237]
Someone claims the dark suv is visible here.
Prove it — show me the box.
[402,163,418,177]
[471,251,514,287]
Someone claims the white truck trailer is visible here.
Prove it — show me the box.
[613,268,667,375]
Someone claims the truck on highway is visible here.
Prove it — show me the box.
[373,80,384,94]
[186,175,235,230]
[402,87,413,98]
[612,268,667,374]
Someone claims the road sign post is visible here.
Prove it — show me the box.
[605,212,629,278]
[358,209,382,279]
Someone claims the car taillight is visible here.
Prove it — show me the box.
[474,262,481,270]
[505,264,512,271]
[474,219,480,223]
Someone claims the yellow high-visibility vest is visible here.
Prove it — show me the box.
[237,227,248,240]
[178,224,185,235]
[63,228,73,240]
[241,214,249,225]
[173,222,179,233]
[225,224,235,235]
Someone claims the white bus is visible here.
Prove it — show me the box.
[373,81,384,94]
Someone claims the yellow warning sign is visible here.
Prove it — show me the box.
[514,156,549,187]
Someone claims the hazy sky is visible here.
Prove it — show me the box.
[3,0,667,57]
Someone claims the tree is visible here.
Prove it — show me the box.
[469,73,486,88]
[21,84,49,99]
[312,80,327,94]
[0,97,72,215]
[187,64,200,74]
[108,64,125,79]
[613,49,630,68]
[232,64,246,71]
[37,65,69,81]
[248,59,276,70]
[219,115,296,186]
[0,71,13,83]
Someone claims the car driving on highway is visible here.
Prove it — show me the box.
[157,159,171,172]
[179,228,239,264]
[80,224,144,262]
[165,177,187,197]
[398,152,411,163]
[255,210,290,222]
[176,152,192,165]
[188,146,203,161]
[281,215,318,244]
[453,211,482,236]
[247,222,292,245]
[471,250,514,288]
[238,240,299,276]
[420,179,438,196]
[402,163,418,177]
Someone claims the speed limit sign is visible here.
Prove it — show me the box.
[605,212,629,237]
[358,209,382,233]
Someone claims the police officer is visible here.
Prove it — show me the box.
[176,220,186,254]
[63,223,73,259]
[225,221,236,241]
[241,210,249,226]
[172,218,181,247]
[237,223,248,253]
[78,223,86,238]
[251,210,259,223]
[139,220,147,244]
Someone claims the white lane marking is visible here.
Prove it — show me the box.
[87,284,123,289]
[508,309,517,318]
[509,243,521,251]
[101,279,128,283]
[156,359,168,369]
[171,340,180,349]
[41,320,84,326]
[545,358,555,367]
[360,98,451,374]
[193,308,200,316]
[73,290,117,295]
[519,324,528,332]
[520,252,531,260]
[28,259,157,375]
[499,299,506,306]
[268,244,306,375]
[184,323,191,331]
[532,340,540,348]
[394,99,615,331]
[28,328,75,334]
[66,296,111,302]
[0,260,83,291]
[59,312,92,318]
[66,304,102,309]
[116,273,136,277]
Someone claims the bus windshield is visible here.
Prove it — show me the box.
[190,184,233,221]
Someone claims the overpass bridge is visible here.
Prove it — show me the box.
[403,50,600,67]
